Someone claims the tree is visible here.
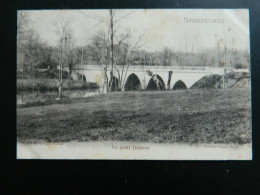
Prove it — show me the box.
[17,11,30,73]
[86,9,143,92]
[88,31,110,66]
[161,48,172,66]
[87,31,111,93]
[22,29,48,76]
[17,11,57,77]
[119,33,144,90]
[53,18,71,99]
[17,11,29,41]
[167,71,173,90]
[63,29,77,74]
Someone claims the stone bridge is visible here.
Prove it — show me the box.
[73,65,233,91]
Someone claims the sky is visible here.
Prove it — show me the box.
[20,9,250,53]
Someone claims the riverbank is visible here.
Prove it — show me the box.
[17,78,99,105]
[17,89,100,106]
[17,78,98,92]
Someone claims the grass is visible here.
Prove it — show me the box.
[17,88,251,144]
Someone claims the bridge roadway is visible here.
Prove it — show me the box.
[73,65,233,90]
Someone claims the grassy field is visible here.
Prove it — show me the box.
[17,88,251,144]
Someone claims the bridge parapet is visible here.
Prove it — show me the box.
[74,64,233,73]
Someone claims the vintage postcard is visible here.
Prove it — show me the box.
[17,9,251,160]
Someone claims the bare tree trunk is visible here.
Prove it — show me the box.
[80,47,84,81]
[58,62,63,99]
[58,85,62,99]
[58,41,64,100]
[217,42,219,67]
[167,71,173,90]
[223,68,226,89]
[100,67,108,94]
[122,60,131,89]
[120,63,125,89]
[109,9,114,92]
[153,75,161,89]
[116,68,121,90]
[31,62,34,78]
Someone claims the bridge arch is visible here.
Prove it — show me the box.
[79,74,86,82]
[147,75,166,90]
[124,73,142,91]
[172,80,187,90]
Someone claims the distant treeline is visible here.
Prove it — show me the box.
[86,47,249,68]
[130,48,250,69]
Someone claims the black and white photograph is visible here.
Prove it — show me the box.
[16,9,251,159]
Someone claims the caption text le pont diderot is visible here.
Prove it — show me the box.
[112,145,149,151]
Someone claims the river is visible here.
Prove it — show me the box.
[17,89,100,105]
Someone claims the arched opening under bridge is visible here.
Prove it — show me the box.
[172,80,187,90]
[124,74,141,91]
[147,75,166,90]
[79,75,86,82]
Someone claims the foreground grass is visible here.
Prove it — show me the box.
[17,88,251,144]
